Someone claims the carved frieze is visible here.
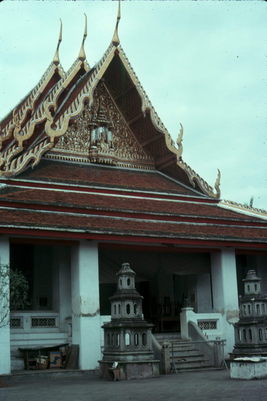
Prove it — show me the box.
[49,82,154,169]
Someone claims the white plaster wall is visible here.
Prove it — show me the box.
[211,249,239,356]
[71,240,101,370]
[0,237,11,374]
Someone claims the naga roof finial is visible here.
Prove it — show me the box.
[176,123,183,158]
[112,0,121,47]
[53,19,63,65]
[78,14,88,61]
[215,168,221,198]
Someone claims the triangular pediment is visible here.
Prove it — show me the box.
[46,81,154,169]
[0,35,218,198]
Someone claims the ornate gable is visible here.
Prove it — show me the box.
[0,9,220,198]
[46,81,154,169]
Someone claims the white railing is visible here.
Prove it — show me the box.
[180,307,224,341]
[10,311,59,332]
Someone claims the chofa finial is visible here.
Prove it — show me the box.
[53,19,62,65]
[78,14,88,61]
[215,169,221,198]
[176,123,183,157]
[112,0,121,47]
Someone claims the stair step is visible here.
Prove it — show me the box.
[170,344,198,350]
[173,355,206,363]
[174,359,211,370]
[174,366,217,373]
[154,334,181,341]
[172,352,205,359]
[154,333,215,372]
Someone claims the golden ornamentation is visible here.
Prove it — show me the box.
[53,19,63,65]
[214,169,221,198]
[6,139,53,176]
[78,14,88,62]
[220,200,267,219]
[50,82,153,168]
[0,24,220,197]
[176,123,183,158]
[115,46,220,198]
[112,0,121,47]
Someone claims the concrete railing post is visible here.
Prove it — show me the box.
[161,342,171,374]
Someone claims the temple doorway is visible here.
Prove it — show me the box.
[99,245,212,332]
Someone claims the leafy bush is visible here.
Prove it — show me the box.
[0,264,9,327]
[10,269,30,311]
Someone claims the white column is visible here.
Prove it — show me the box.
[54,246,71,331]
[211,248,239,355]
[180,307,195,339]
[0,237,11,374]
[71,240,101,370]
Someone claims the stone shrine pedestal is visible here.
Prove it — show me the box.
[99,262,160,380]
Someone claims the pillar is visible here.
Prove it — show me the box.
[211,248,239,355]
[180,307,195,340]
[54,246,71,332]
[0,237,11,374]
[71,240,101,370]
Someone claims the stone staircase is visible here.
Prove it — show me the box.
[154,333,213,372]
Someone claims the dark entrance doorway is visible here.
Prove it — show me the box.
[99,244,211,333]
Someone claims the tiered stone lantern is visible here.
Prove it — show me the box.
[99,262,160,380]
[232,269,267,357]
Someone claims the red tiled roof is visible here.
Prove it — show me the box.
[0,161,266,246]
[0,208,266,244]
[0,186,264,223]
[15,160,204,196]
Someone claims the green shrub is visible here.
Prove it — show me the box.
[10,269,30,310]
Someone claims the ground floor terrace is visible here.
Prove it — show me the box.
[0,236,266,374]
[1,369,267,401]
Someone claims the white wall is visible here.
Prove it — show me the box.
[0,237,11,374]
[71,240,101,370]
[211,248,239,355]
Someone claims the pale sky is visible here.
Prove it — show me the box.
[0,1,266,209]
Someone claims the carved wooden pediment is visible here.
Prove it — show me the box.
[47,82,154,169]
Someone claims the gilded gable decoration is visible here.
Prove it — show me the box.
[214,169,221,199]
[78,14,88,62]
[176,123,183,159]
[48,82,154,169]
[0,6,221,198]
[53,19,63,65]
[112,0,121,47]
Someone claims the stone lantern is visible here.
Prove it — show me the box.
[232,269,267,357]
[99,262,160,380]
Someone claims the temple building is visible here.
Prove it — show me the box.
[0,6,266,375]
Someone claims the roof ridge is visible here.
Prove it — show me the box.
[0,55,91,172]
[0,61,65,148]
[0,30,219,200]
[117,46,219,199]
[220,199,267,220]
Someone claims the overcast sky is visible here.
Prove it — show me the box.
[0,1,266,209]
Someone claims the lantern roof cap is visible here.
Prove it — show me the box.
[243,269,261,282]
[116,262,136,276]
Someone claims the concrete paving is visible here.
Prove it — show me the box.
[1,369,267,401]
